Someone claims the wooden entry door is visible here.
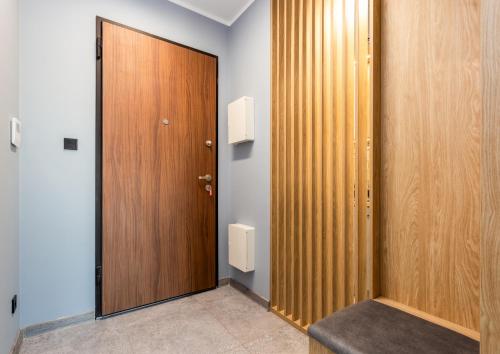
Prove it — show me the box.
[98,20,217,316]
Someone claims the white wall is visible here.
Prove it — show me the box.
[227,0,271,300]
[0,0,20,350]
[19,0,231,327]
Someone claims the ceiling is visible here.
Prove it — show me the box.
[168,0,255,26]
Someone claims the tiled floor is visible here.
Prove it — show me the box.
[20,285,308,354]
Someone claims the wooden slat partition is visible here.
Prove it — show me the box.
[380,0,481,332]
[481,0,500,352]
[272,0,497,344]
[271,0,379,329]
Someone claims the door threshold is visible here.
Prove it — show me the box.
[97,286,217,320]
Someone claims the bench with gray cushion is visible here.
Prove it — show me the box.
[308,300,479,354]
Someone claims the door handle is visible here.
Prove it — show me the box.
[198,174,212,182]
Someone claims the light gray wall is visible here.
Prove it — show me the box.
[19,0,231,327]
[227,0,271,300]
[19,0,271,327]
[0,0,20,350]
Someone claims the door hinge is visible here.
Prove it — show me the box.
[95,266,102,287]
[96,37,102,60]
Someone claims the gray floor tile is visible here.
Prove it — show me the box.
[192,285,240,305]
[202,292,287,344]
[242,325,309,354]
[20,286,308,354]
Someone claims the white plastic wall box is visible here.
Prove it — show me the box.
[228,96,254,144]
[10,117,21,147]
[228,223,255,272]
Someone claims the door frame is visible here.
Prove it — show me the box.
[95,17,219,318]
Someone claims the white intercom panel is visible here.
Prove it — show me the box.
[10,117,21,148]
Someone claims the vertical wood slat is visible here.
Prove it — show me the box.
[270,0,278,310]
[368,0,381,300]
[292,0,301,323]
[284,0,291,317]
[271,0,379,329]
[357,0,371,302]
[287,0,294,321]
[312,0,323,324]
[304,0,313,326]
[332,0,347,312]
[277,0,285,313]
[347,0,356,309]
[296,0,305,325]
[322,0,334,317]
[290,0,297,319]
[481,0,500,352]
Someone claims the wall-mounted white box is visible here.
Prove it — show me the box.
[228,96,254,144]
[228,224,255,272]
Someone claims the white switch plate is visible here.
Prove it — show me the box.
[10,117,21,148]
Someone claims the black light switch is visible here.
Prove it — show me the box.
[64,138,78,151]
[11,294,17,315]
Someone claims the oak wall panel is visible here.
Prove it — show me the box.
[380,0,481,332]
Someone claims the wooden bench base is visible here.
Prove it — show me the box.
[310,338,335,354]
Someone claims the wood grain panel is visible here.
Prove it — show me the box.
[271,0,379,328]
[157,42,217,295]
[310,338,335,354]
[380,0,480,331]
[481,0,500,351]
[101,22,217,315]
[375,297,480,341]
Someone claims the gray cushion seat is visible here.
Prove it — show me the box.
[308,300,479,354]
